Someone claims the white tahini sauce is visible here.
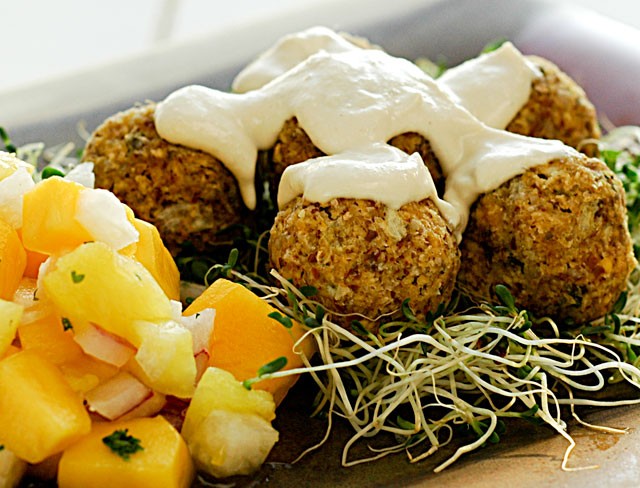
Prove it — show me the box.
[155,34,577,238]
[232,26,368,94]
[231,26,539,130]
[278,143,458,225]
[438,43,540,128]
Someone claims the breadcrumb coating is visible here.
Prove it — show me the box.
[269,197,460,328]
[458,156,635,324]
[507,56,601,156]
[82,104,248,256]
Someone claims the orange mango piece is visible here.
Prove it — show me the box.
[57,416,194,488]
[21,176,93,255]
[133,218,180,300]
[0,350,91,463]
[0,218,26,300]
[184,279,315,405]
[18,314,85,365]
[16,229,48,279]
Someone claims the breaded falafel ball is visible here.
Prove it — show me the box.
[270,118,445,195]
[82,104,247,256]
[506,56,601,156]
[457,155,635,324]
[269,197,460,328]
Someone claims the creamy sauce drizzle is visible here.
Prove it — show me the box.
[232,26,367,94]
[155,33,577,237]
[278,143,458,225]
[231,26,539,130]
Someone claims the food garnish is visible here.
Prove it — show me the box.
[101,429,144,461]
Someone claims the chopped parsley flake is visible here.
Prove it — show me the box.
[71,270,85,283]
[61,317,73,331]
[102,429,144,461]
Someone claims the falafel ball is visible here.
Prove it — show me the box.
[506,56,601,156]
[457,155,635,325]
[269,197,460,328]
[270,117,445,195]
[82,104,248,256]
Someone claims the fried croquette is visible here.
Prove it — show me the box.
[457,155,635,324]
[269,197,460,328]
[507,56,601,156]
[82,104,248,256]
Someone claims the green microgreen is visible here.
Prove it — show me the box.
[41,166,65,179]
[243,356,288,389]
[0,127,17,153]
[268,311,293,329]
[481,37,507,53]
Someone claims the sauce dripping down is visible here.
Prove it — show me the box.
[155,35,576,238]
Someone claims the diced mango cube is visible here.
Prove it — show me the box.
[0,350,91,463]
[57,416,194,488]
[18,314,84,365]
[133,218,180,300]
[41,241,173,344]
[0,218,26,300]
[0,299,22,356]
[184,279,315,404]
[21,176,93,255]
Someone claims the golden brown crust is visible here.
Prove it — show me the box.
[507,56,601,156]
[457,156,636,324]
[82,104,248,256]
[269,197,460,328]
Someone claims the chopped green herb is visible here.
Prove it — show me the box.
[71,270,85,283]
[0,444,4,451]
[102,429,144,461]
[61,317,73,331]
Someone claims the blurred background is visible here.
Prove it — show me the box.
[0,0,638,93]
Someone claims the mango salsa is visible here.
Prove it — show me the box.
[0,218,26,300]
[182,367,278,478]
[21,176,93,255]
[133,217,180,300]
[0,299,22,356]
[0,350,91,463]
[184,279,315,404]
[57,416,194,488]
[41,241,174,344]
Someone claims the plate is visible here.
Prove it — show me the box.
[10,1,640,487]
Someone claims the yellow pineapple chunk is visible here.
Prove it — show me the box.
[57,416,194,488]
[182,368,278,478]
[130,320,197,398]
[0,218,26,300]
[0,299,22,356]
[41,241,173,344]
[0,350,91,463]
